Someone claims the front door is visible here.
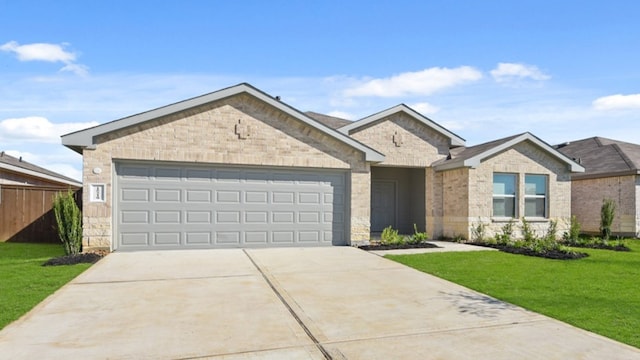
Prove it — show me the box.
[371,180,396,232]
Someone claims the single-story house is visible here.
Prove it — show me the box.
[0,152,82,242]
[556,137,640,237]
[61,83,584,251]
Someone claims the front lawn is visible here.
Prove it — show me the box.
[387,241,640,349]
[0,243,93,330]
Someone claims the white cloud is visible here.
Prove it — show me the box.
[343,66,483,97]
[592,93,640,111]
[1,41,88,76]
[0,116,99,143]
[60,63,89,77]
[409,102,440,115]
[490,62,550,83]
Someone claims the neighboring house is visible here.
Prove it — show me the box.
[61,83,584,252]
[556,137,640,237]
[0,152,82,242]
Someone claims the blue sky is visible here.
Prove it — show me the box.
[1,1,639,180]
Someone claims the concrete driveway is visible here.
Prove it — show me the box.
[0,247,638,359]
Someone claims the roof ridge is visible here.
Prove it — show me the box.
[610,143,639,171]
[0,151,81,185]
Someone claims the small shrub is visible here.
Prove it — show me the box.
[563,215,581,244]
[408,223,428,244]
[471,221,486,242]
[544,219,558,241]
[600,198,616,240]
[521,218,537,242]
[380,226,405,246]
[495,219,515,245]
[53,190,82,256]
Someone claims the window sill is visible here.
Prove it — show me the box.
[492,217,549,223]
[492,217,515,223]
[523,217,549,223]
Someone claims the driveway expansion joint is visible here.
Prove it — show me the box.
[243,249,333,360]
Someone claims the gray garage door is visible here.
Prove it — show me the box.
[114,162,348,250]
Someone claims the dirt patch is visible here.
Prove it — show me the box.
[42,253,104,266]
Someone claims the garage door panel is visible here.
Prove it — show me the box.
[154,232,181,245]
[186,211,211,223]
[121,232,149,246]
[216,211,241,224]
[186,232,211,245]
[245,231,268,244]
[216,232,240,244]
[116,162,348,250]
[154,211,181,224]
[186,190,211,202]
[121,210,149,224]
[155,189,181,202]
[121,188,149,202]
[216,190,240,203]
[245,191,268,203]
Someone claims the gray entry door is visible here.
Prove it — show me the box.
[115,162,348,250]
[371,180,396,232]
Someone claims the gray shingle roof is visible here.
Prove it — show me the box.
[555,137,640,178]
[0,152,81,187]
[304,112,352,129]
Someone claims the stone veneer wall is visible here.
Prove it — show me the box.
[468,141,573,240]
[571,175,638,237]
[81,93,370,250]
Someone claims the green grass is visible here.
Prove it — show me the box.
[0,243,92,330]
[387,240,640,349]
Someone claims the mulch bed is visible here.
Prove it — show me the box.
[42,253,105,266]
[358,242,440,251]
[468,242,589,260]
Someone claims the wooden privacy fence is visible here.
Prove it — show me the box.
[0,185,81,243]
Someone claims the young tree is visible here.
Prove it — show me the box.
[53,190,82,255]
[600,198,616,240]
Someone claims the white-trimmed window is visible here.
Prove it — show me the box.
[525,174,547,218]
[493,173,516,218]
[89,184,106,202]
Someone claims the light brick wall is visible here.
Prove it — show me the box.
[81,93,370,250]
[440,168,470,239]
[571,175,639,237]
[426,168,442,239]
[470,142,572,239]
[350,113,449,167]
[350,166,371,245]
[435,141,573,240]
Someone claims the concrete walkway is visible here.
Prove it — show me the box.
[0,247,638,359]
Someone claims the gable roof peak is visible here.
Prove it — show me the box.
[337,103,466,147]
[61,82,385,163]
[434,132,584,173]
